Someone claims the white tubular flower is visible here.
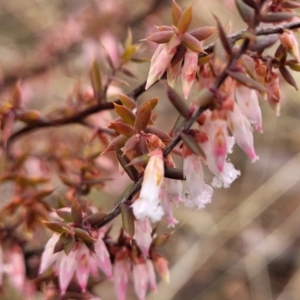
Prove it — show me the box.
[132,149,165,223]
[183,154,213,209]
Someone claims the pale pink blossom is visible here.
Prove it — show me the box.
[114,257,131,300]
[167,60,182,88]
[235,85,263,132]
[227,103,259,162]
[133,262,149,300]
[134,218,153,257]
[183,154,213,209]
[132,149,165,222]
[146,35,181,90]
[181,49,198,99]
[266,72,281,116]
[279,30,300,62]
[160,187,179,227]
[146,259,157,292]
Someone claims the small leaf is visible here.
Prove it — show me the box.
[12,81,22,108]
[171,44,186,67]
[54,236,64,253]
[90,60,102,100]
[180,132,206,157]
[147,97,159,110]
[120,67,138,79]
[214,15,232,57]
[87,211,107,226]
[177,5,192,34]
[45,221,65,233]
[144,127,171,143]
[279,65,298,90]
[120,203,135,237]
[248,35,278,52]
[64,236,76,255]
[164,82,189,118]
[134,102,152,131]
[172,0,182,26]
[118,94,136,109]
[122,45,137,63]
[71,200,83,226]
[102,135,129,153]
[235,0,254,25]
[194,88,214,107]
[227,70,267,93]
[111,122,137,137]
[113,103,135,124]
[260,12,294,23]
[59,175,78,188]
[74,228,96,243]
[189,26,216,41]
[145,31,174,44]
[182,32,203,52]
[286,61,300,72]
[56,209,72,222]
[125,29,133,48]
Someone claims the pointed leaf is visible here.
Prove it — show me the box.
[189,26,216,41]
[134,102,152,130]
[54,237,65,253]
[171,44,186,67]
[286,61,300,72]
[279,65,298,90]
[114,103,135,124]
[122,45,137,62]
[260,12,294,23]
[120,203,135,237]
[235,0,254,25]
[145,31,174,44]
[194,88,214,108]
[111,122,137,137]
[164,82,189,117]
[214,15,232,57]
[71,200,83,226]
[144,127,171,143]
[177,6,192,34]
[227,70,267,93]
[180,132,206,157]
[87,211,107,226]
[74,228,96,243]
[182,32,203,52]
[45,221,65,233]
[90,60,102,100]
[118,93,136,109]
[18,110,43,124]
[248,35,278,52]
[103,134,129,152]
[56,209,72,222]
[172,0,182,26]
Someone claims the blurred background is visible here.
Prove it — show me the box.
[1,0,300,299]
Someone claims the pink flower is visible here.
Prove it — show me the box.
[134,218,153,257]
[227,103,259,162]
[181,49,198,99]
[133,261,149,300]
[279,30,300,62]
[146,35,182,90]
[132,149,165,222]
[235,84,263,132]
[266,72,281,116]
[114,256,131,300]
[39,232,112,294]
[167,59,182,88]
[183,154,213,209]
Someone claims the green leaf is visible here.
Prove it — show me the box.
[180,132,206,157]
[214,15,232,57]
[235,0,254,25]
[279,65,298,90]
[260,12,294,23]
[64,236,76,255]
[189,26,216,41]
[87,211,107,226]
[182,33,203,52]
[45,221,65,233]
[120,203,135,237]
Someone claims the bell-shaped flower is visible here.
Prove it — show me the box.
[134,218,153,257]
[132,149,165,223]
[132,260,149,300]
[146,35,181,90]
[235,84,263,132]
[227,103,259,162]
[114,254,131,300]
[181,49,198,99]
[183,153,213,209]
[167,60,182,88]
[160,186,178,228]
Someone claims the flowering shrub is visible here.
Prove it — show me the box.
[1,0,300,299]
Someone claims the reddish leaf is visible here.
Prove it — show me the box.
[172,0,182,25]
[177,6,192,34]
[113,103,135,124]
[134,102,152,130]
[189,26,216,41]
[279,65,298,90]
[110,122,137,137]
